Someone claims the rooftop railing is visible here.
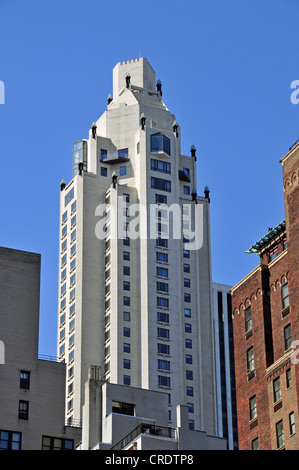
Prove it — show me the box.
[110,423,176,451]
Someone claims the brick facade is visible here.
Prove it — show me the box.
[231,143,299,450]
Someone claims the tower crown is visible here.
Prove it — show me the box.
[113,58,156,98]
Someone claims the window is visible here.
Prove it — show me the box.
[186,354,193,365]
[123,266,130,276]
[289,412,295,435]
[123,375,131,386]
[157,327,170,339]
[157,281,169,293]
[249,395,257,420]
[156,238,168,248]
[185,323,192,333]
[269,245,278,261]
[62,211,67,223]
[0,430,21,450]
[65,187,74,207]
[247,346,254,372]
[70,303,75,316]
[157,343,170,355]
[187,403,194,413]
[151,177,171,193]
[284,324,292,350]
[183,185,190,195]
[183,249,190,258]
[158,359,170,371]
[186,370,193,380]
[276,420,284,449]
[119,166,127,176]
[188,420,194,430]
[155,194,167,204]
[61,239,67,252]
[282,283,290,310]
[100,149,107,161]
[70,288,75,301]
[251,438,259,450]
[158,376,170,387]
[184,293,191,303]
[156,252,168,263]
[186,386,193,397]
[157,297,169,308]
[123,343,131,353]
[62,226,67,238]
[71,201,76,213]
[156,266,168,277]
[123,296,130,306]
[185,339,192,349]
[70,273,75,286]
[157,311,169,323]
[184,308,191,318]
[273,377,281,402]
[123,251,130,261]
[184,278,191,288]
[70,259,76,271]
[18,401,29,420]
[101,167,107,177]
[245,307,252,332]
[123,311,130,322]
[123,359,131,369]
[151,133,170,156]
[286,368,292,389]
[151,158,171,174]
[118,148,129,159]
[20,371,30,390]
[112,401,135,416]
[123,327,130,337]
[71,229,76,241]
[71,215,76,227]
[123,281,130,291]
[183,264,190,273]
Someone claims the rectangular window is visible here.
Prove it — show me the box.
[157,327,169,339]
[157,281,169,293]
[123,251,130,261]
[18,401,29,420]
[184,293,191,303]
[151,177,171,193]
[269,245,278,261]
[151,134,170,156]
[20,371,30,390]
[100,149,107,161]
[0,430,21,450]
[289,412,295,435]
[183,185,190,195]
[282,283,290,310]
[123,281,130,291]
[156,238,168,248]
[123,266,130,276]
[158,376,170,387]
[156,266,168,277]
[185,339,192,349]
[284,324,292,350]
[71,201,76,213]
[245,307,252,332]
[185,323,192,334]
[118,148,129,159]
[158,359,170,371]
[157,297,169,308]
[187,403,194,413]
[156,252,168,263]
[286,368,292,389]
[65,187,74,207]
[120,166,127,176]
[183,264,190,273]
[183,249,190,258]
[151,158,171,174]
[123,343,131,353]
[186,370,193,380]
[273,377,281,403]
[123,296,130,306]
[157,343,170,355]
[155,194,167,204]
[71,215,76,227]
[184,278,191,288]
[249,395,257,420]
[62,226,67,238]
[123,375,131,385]
[101,167,107,177]
[157,311,169,323]
[123,311,130,322]
[123,327,130,337]
[184,308,191,318]
[276,420,284,449]
[123,359,131,369]
[186,386,193,397]
[247,346,254,372]
[186,354,193,365]
[251,438,259,450]
[112,401,135,416]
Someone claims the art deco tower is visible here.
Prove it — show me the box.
[57,58,218,436]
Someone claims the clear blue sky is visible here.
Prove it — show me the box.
[0,0,298,357]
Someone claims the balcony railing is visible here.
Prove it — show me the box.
[110,423,176,450]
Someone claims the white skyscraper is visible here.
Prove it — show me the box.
[57,58,218,438]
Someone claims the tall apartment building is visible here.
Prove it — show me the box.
[231,140,299,450]
[57,58,218,438]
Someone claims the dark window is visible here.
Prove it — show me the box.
[18,401,29,420]
[101,167,107,177]
[123,375,131,385]
[156,238,168,248]
[273,377,281,402]
[156,252,168,263]
[186,386,193,397]
[249,395,257,420]
[184,278,191,288]
[282,284,290,310]
[112,401,135,416]
[185,339,192,349]
[151,133,170,156]
[157,311,169,323]
[269,245,278,261]
[184,293,191,303]
[156,266,168,277]
[100,149,107,160]
[65,187,74,207]
[183,264,190,273]
[123,266,130,276]
[276,420,284,449]
[158,375,170,387]
[157,327,169,339]
[284,324,292,350]
[286,368,292,388]
[188,419,194,430]
[151,177,171,192]
[151,158,171,174]
[157,297,169,308]
[157,343,170,355]
[123,343,131,353]
[158,359,170,371]
[186,354,193,364]
[123,311,130,322]
[120,166,127,176]
[155,193,167,204]
[184,308,191,318]
[187,403,194,413]
[157,281,168,293]
[251,437,259,450]
[123,327,130,337]
[245,307,252,333]
[20,371,30,390]
[183,185,190,195]
[123,251,130,261]
[123,359,131,369]
[185,323,192,333]
[118,148,129,159]
[123,281,130,291]
[186,370,193,380]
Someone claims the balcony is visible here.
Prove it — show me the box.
[110,423,176,450]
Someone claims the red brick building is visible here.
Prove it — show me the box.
[231,142,299,450]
